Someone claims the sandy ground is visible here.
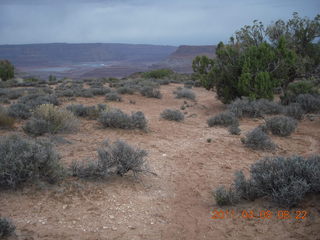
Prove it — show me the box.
[0,83,320,240]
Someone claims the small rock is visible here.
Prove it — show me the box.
[109,215,115,219]
[112,226,117,231]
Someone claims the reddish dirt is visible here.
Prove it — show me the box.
[1,84,320,240]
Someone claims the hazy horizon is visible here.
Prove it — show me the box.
[0,0,319,46]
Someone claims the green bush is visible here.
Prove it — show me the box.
[140,86,162,99]
[105,92,122,101]
[242,127,276,150]
[175,88,196,100]
[0,107,15,129]
[214,155,320,207]
[213,186,240,206]
[143,69,173,79]
[98,109,147,130]
[71,140,151,178]
[0,60,14,81]
[0,135,64,188]
[266,116,297,137]
[207,111,238,127]
[24,104,79,136]
[161,109,184,122]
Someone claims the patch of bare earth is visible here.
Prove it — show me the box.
[1,84,319,240]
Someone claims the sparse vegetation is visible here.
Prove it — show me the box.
[207,111,238,127]
[67,104,107,119]
[24,104,79,136]
[296,94,320,113]
[0,106,15,129]
[8,103,32,119]
[143,69,173,79]
[105,92,122,101]
[213,186,240,206]
[284,103,305,120]
[0,60,14,81]
[266,116,297,137]
[140,86,162,99]
[161,109,184,122]
[242,127,276,150]
[174,88,196,100]
[71,140,152,179]
[98,109,147,130]
[0,135,64,189]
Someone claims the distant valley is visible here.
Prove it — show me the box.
[0,43,216,78]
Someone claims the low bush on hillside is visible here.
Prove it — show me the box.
[228,123,241,135]
[8,103,32,119]
[228,98,282,118]
[241,127,276,151]
[213,186,240,206]
[213,155,320,207]
[71,140,153,179]
[24,104,79,136]
[284,103,305,120]
[207,111,238,127]
[0,135,64,189]
[105,92,122,101]
[0,217,15,238]
[18,94,59,108]
[266,116,297,137]
[160,109,184,122]
[143,69,173,79]
[174,88,196,100]
[0,107,15,129]
[296,94,320,113]
[139,86,162,99]
[91,87,111,96]
[98,109,147,130]
[67,104,107,119]
[117,86,135,95]
[184,80,194,88]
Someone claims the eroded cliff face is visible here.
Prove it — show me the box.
[152,45,216,73]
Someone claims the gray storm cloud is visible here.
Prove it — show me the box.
[0,0,319,45]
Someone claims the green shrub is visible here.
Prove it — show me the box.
[67,104,107,119]
[24,104,79,136]
[143,69,173,79]
[242,127,276,150]
[140,86,162,99]
[161,109,184,122]
[175,88,196,100]
[0,135,64,188]
[8,103,32,119]
[71,140,151,178]
[228,98,282,118]
[0,217,15,238]
[213,186,240,206]
[228,123,241,135]
[117,86,135,95]
[0,107,15,129]
[214,155,320,207]
[98,109,147,130]
[105,92,122,101]
[296,94,320,113]
[266,116,297,137]
[0,60,14,81]
[281,80,316,104]
[284,103,305,120]
[207,111,238,127]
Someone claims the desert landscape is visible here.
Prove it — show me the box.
[0,77,319,239]
[0,1,319,239]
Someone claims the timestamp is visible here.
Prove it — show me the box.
[211,209,308,220]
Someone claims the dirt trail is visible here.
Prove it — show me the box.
[0,84,319,240]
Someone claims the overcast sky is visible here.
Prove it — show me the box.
[0,0,319,46]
